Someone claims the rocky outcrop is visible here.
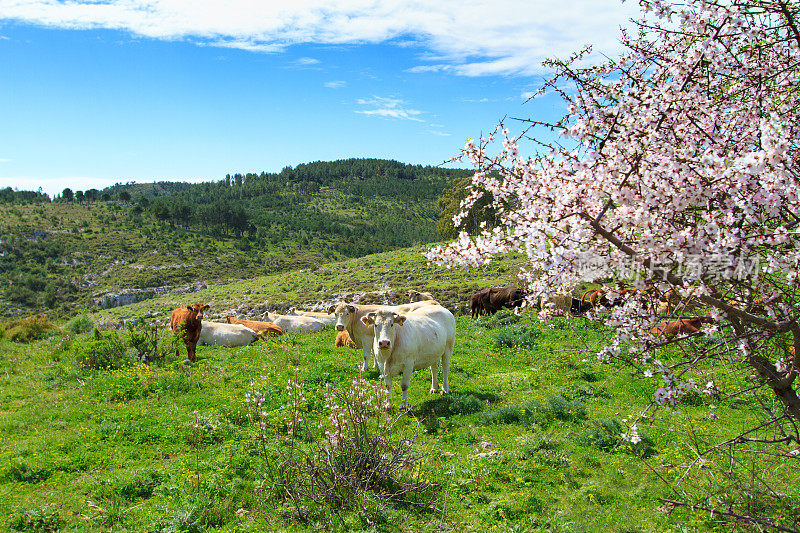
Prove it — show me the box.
[95,290,155,310]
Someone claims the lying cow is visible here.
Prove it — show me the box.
[407,290,435,302]
[225,316,283,337]
[263,311,326,333]
[199,321,259,347]
[650,316,715,338]
[286,307,336,326]
[335,330,356,348]
[361,304,455,408]
[328,300,438,372]
[170,302,209,362]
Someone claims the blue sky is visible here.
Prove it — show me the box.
[0,1,639,197]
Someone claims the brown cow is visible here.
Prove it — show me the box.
[335,330,356,348]
[471,287,527,317]
[170,302,209,362]
[224,316,283,337]
[650,316,715,338]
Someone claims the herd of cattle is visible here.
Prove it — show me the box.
[169,284,731,406]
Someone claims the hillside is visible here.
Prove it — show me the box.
[0,159,473,318]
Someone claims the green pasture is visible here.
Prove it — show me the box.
[2,307,795,532]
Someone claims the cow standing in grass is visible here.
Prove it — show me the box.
[361,304,455,408]
[170,303,209,362]
[328,300,438,372]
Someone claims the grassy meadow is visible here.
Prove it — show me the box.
[2,247,798,532]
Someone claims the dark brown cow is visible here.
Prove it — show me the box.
[224,316,283,337]
[170,302,209,362]
[471,287,527,316]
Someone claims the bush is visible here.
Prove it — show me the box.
[8,504,64,532]
[253,377,440,520]
[2,462,53,483]
[523,395,587,427]
[73,329,129,371]
[414,392,494,418]
[480,405,522,425]
[577,418,656,457]
[476,309,522,329]
[3,315,59,343]
[492,325,541,349]
[65,314,94,335]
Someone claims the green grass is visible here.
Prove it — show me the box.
[2,297,795,531]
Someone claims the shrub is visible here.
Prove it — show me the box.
[4,315,59,343]
[65,314,94,335]
[2,462,53,483]
[492,325,541,349]
[523,395,587,427]
[480,405,522,425]
[251,377,440,520]
[476,309,522,329]
[414,393,492,418]
[8,504,64,532]
[73,329,129,371]
[578,418,624,452]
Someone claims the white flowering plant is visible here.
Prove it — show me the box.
[428,0,800,525]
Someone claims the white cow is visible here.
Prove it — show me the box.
[361,305,455,408]
[327,300,440,372]
[198,322,259,347]
[286,307,336,326]
[263,311,326,333]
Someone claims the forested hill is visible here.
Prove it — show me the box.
[0,159,472,317]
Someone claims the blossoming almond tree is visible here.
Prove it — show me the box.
[429,0,800,524]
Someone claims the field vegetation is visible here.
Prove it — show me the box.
[1,245,798,531]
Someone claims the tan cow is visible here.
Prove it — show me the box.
[335,330,356,348]
[225,316,283,337]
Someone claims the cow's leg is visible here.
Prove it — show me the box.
[372,349,383,374]
[400,365,413,408]
[442,339,453,394]
[430,362,439,393]
[187,342,196,363]
[360,344,370,372]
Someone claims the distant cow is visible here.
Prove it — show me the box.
[199,321,259,347]
[225,316,283,337]
[286,307,336,326]
[407,290,435,303]
[650,316,715,338]
[471,287,527,317]
[335,330,356,348]
[328,300,438,372]
[170,302,209,362]
[361,304,455,408]
[263,311,326,333]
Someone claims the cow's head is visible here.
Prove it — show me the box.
[361,310,405,351]
[187,303,210,321]
[286,307,298,315]
[329,302,357,331]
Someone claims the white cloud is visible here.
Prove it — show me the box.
[0,158,10,163]
[295,56,320,65]
[427,130,451,136]
[324,80,346,88]
[0,0,640,76]
[355,96,423,122]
